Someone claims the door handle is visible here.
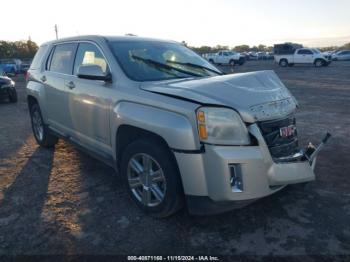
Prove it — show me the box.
[40,75,47,82]
[66,81,75,89]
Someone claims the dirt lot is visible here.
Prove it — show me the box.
[0,60,349,257]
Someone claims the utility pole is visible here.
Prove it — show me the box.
[54,24,58,40]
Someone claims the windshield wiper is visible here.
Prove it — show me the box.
[131,55,202,77]
[166,60,223,75]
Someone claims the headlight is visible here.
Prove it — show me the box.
[196,107,250,145]
[10,80,15,86]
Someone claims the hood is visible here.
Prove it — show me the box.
[140,70,297,123]
[0,76,11,85]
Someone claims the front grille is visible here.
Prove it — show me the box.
[258,115,299,158]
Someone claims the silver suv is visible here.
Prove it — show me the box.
[26,36,328,217]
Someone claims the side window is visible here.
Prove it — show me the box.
[73,43,108,75]
[218,52,222,56]
[298,49,312,55]
[48,43,77,74]
[30,45,49,70]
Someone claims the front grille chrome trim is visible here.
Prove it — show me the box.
[258,115,299,158]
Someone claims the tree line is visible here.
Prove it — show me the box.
[0,40,38,59]
[188,44,274,54]
[187,42,350,54]
[0,39,349,59]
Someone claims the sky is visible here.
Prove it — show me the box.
[1,0,349,47]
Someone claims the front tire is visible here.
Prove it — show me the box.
[314,59,324,67]
[121,139,184,217]
[30,103,58,147]
[8,88,17,103]
[229,60,235,66]
[238,57,245,65]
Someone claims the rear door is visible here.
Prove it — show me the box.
[66,42,113,155]
[44,43,77,134]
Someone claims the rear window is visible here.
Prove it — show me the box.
[30,45,49,70]
[48,43,77,75]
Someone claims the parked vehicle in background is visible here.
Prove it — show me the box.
[0,62,17,76]
[26,35,328,217]
[257,52,274,60]
[239,52,250,61]
[247,52,258,60]
[206,50,245,65]
[332,50,350,61]
[21,63,31,73]
[0,59,22,75]
[0,68,17,102]
[266,52,274,60]
[274,44,331,67]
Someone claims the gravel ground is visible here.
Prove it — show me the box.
[0,61,349,258]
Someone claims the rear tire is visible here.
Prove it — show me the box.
[279,59,288,67]
[121,139,184,217]
[8,88,17,103]
[29,103,58,147]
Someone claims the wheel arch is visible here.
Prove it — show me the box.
[27,95,38,109]
[314,58,326,64]
[116,125,171,166]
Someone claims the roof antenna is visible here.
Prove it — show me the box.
[54,24,58,40]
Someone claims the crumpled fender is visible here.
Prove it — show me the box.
[111,101,199,153]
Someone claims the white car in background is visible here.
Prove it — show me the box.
[275,47,332,67]
[332,50,350,61]
[206,50,245,66]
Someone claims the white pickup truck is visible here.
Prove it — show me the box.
[205,50,245,66]
[274,47,332,67]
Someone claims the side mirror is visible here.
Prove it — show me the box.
[77,64,112,82]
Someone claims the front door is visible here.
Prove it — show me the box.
[66,42,112,155]
[295,49,313,63]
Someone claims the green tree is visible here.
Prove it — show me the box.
[341,42,350,50]
[258,44,266,51]
[233,45,250,52]
[0,40,38,59]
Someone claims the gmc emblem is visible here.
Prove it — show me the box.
[280,125,296,138]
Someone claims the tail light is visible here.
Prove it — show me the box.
[25,71,30,82]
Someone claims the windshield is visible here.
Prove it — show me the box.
[312,49,321,54]
[109,41,222,81]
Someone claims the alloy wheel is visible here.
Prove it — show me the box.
[127,153,166,207]
[32,109,44,141]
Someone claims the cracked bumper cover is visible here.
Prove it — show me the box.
[174,123,318,215]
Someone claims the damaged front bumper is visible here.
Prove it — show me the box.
[174,123,330,215]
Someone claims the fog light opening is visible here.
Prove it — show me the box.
[229,164,243,192]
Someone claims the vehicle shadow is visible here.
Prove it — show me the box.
[0,146,72,254]
[67,145,304,255]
